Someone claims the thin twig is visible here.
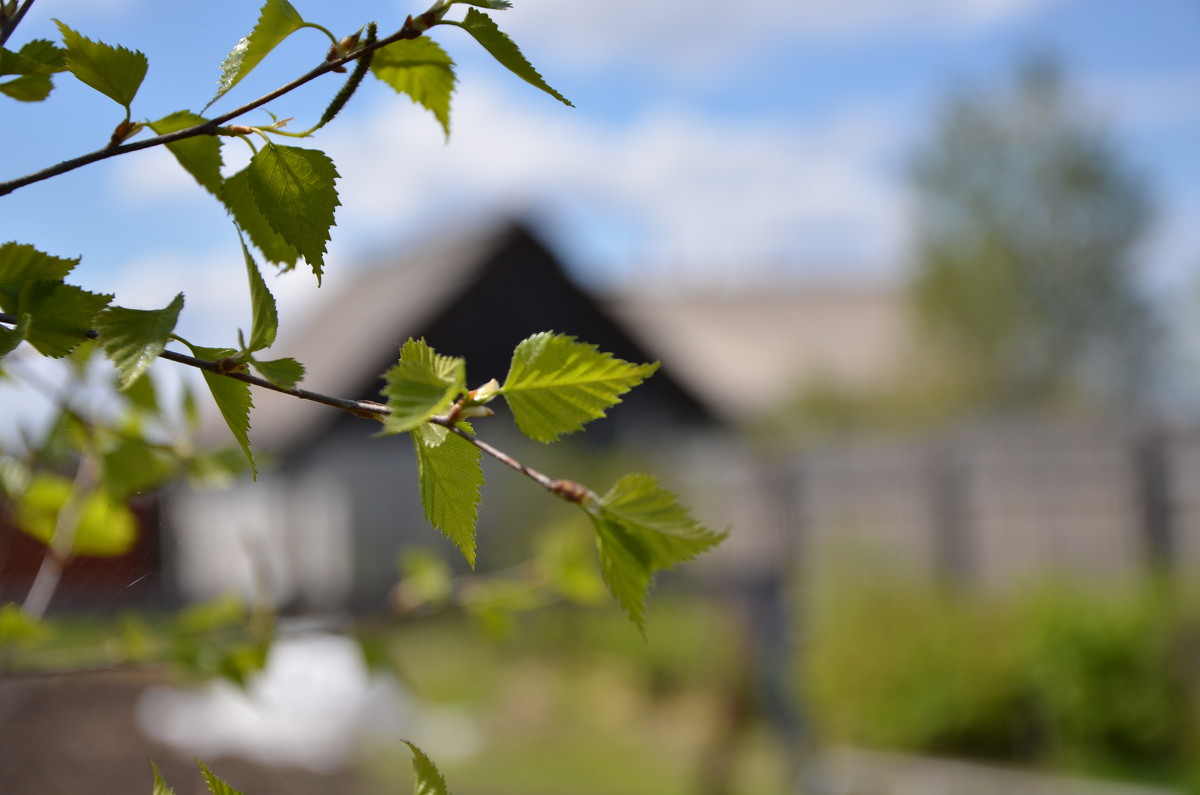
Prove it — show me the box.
[0,7,438,197]
[1,311,593,502]
[0,0,36,47]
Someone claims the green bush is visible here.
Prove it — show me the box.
[802,573,1200,785]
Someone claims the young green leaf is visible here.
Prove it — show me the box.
[149,111,224,196]
[94,293,184,389]
[13,280,112,358]
[455,8,571,107]
[197,760,246,795]
[455,0,514,8]
[209,0,306,107]
[402,740,451,795]
[220,167,302,268]
[16,473,138,557]
[585,473,726,632]
[150,761,177,795]
[246,143,340,282]
[53,21,147,108]
[184,343,257,479]
[241,238,277,352]
[381,339,465,435]
[0,40,67,101]
[501,332,658,442]
[250,356,304,389]
[412,423,484,567]
[371,37,457,138]
[0,242,79,293]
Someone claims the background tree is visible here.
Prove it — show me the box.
[909,57,1157,411]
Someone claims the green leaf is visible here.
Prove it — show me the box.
[456,8,571,107]
[197,760,246,795]
[0,313,29,356]
[220,167,302,268]
[371,37,456,138]
[246,144,340,282]
[501,332,658,442]
[209,0,307,108]
[402,740,451,795]
[455,0,513,8]
[14,281,112,358]
[184,343,256,479]
[250,356,304,389]
[0,40,67,101]
[150,762,177,795]
[148,111,224,196]
[94,293,184,389]
[241,238,277,352]
[586,474,726,632]
[412,423,484,567]
[380,339,465,435]
[15,473,139,557]
[0,242,79,294]
[54,20,147,108]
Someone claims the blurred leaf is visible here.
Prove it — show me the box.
[177,593,247,635]
[186,448,252,490]
[246,143,339,283]
[209,0,306,107]
[402,740,451,795]
[149,110,224,196]
[586,474,725,632]
[103,437,177,499]
[0,603,47,649]
[53,20,147,108]
[15,473,139,557]
[221,167,302,268]
[455,8,571,106]
[381,338,465,435]
[371,37,456,138]
[122,368,160,413]
[94,293,184,389]
[396,548,454,609]
[501,332,658,442]
[412,423,483,566]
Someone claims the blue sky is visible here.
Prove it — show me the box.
[2,0,1199,342]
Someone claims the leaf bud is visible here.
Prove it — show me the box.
[108,120,143,147]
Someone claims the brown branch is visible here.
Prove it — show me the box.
[0,5,440,197]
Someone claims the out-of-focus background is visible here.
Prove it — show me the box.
[3,0,1200,793]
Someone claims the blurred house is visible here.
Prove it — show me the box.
[166,221,914,609]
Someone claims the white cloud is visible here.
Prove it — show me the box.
[322,78,909,283]
[498,0,1064,72]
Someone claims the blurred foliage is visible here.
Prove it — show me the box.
[910,57,1158,411]
[803,567,1200,786]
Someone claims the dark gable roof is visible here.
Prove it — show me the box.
[249,222,714,453]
